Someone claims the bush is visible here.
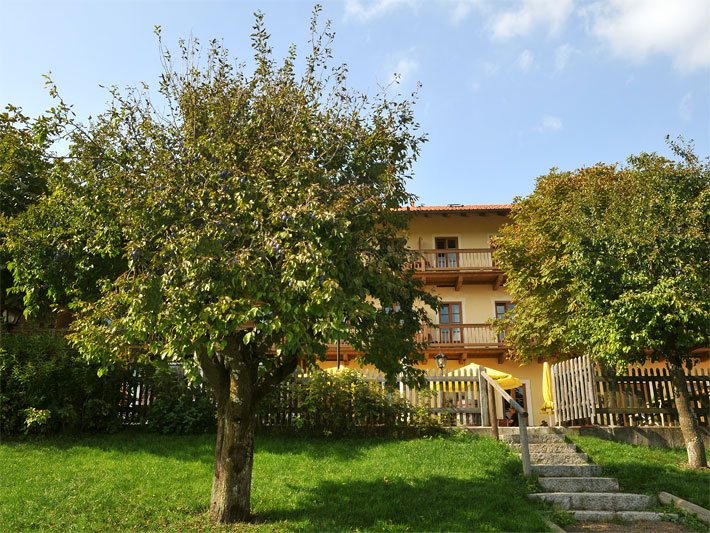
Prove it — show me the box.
[145,365,216,434]
[258,369,442,437]
[0,331,130,435]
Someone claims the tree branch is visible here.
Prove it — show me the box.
[197,350,230,405]
[255,355,299,402]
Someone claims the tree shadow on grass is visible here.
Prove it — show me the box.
[254,432,431,461]
[253,473,548,532]
[1,431,433,464]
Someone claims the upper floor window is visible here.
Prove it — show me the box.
[435,237,459,268]
[439,302,462,343]
[495,302,515,342]
[495,301,515,319]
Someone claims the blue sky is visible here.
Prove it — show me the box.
[1,0,708,205]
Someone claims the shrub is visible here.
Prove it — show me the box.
[258,369,442,437]
[0,331,129,435]
[145,365,216,434]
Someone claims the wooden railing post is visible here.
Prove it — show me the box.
[518,412,532,477]
[488,382,499,440]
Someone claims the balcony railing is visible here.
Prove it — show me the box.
[327,324,504,353]
[411,249,496,272]
[417,323,502,347]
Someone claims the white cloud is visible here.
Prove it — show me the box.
[490,0,574,40]
[679,93,693,121]
[554,43,575,71]
[345,0,417,21]
[592,0,710,71]
[536,115,563,132]
[517,49,535,71]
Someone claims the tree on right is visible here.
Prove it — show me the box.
[493,141,709,468]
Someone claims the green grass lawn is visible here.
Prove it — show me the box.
[0,431,550,532]
[567,435,710,509]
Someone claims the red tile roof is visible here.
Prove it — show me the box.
[400,204,512,213]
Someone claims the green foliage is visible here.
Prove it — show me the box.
[494,144,709,368]
[259,369,442,437]
[0,331,128,435]
[21,408,52,435]
[0,105,56,218]
[0,105,66,326]
[145,365,216,434]
[4,8,435,393]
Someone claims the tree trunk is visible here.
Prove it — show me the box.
[668,361,707,468]
[210,394,257,522]
[198,345,260,523]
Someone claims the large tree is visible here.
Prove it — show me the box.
[493,144,709,468]
[4,10,435,522]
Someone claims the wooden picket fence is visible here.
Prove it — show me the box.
[552,356,710,427]
[117,365,155,425]
[595,366,709,427]
[258,367,485,427]
[551,356,597,426]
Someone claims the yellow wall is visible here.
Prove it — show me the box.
[425,285,511,324]
[407,214,509,250]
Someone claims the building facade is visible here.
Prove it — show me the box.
[321,204,548,425]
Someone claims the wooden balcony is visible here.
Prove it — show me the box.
[417,323,502,348]
[325,323,507,363]
[410,249,504,289]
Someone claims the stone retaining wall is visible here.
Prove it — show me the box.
[564,426,710,449]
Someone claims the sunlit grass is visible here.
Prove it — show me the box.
[0,432,550,531]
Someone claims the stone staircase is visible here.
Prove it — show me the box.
[499,427,668,523]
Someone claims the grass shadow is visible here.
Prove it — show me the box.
[255,473,548,531]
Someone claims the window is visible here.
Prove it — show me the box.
[439,302,462,343]
[435,237,459,268]
[495,301,515,343]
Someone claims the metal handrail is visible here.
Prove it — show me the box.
[480,370,532,476]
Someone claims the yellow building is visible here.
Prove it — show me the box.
[319,203,708,427]
[322,204,548,425]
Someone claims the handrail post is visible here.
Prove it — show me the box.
[518,412,531,476]
[488,382,499,440]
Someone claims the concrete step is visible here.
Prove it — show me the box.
[571,510,668,522]
[498,426,563,436]
[532,464,602,477]
[510,443,578,454]
[528,492,655,511]
[538,477,619,493]
[529,451,589,465]
[501,433,567,445]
